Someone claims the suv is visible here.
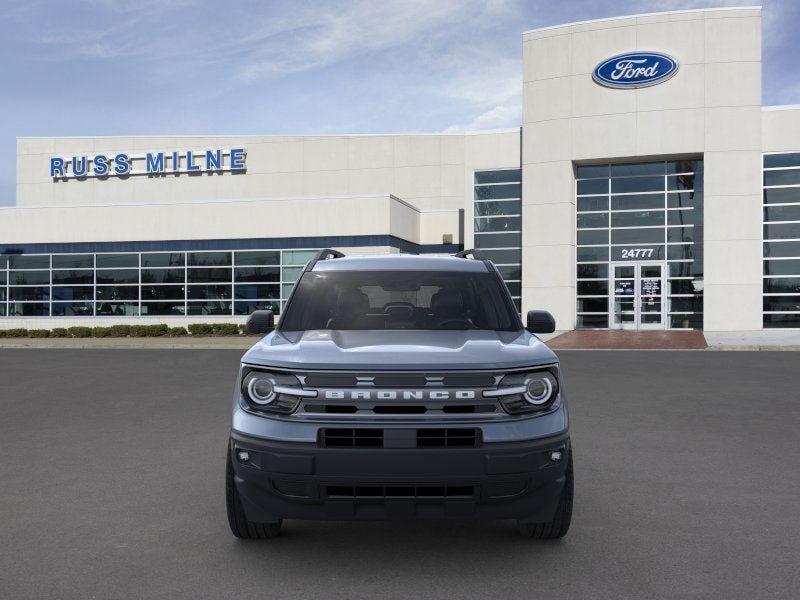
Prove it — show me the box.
[226,249,572,539]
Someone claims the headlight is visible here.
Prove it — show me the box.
[240,369,314,414]
[485,368,559,414]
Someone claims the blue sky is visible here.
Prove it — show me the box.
[1,0,798,206]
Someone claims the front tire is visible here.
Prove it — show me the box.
[517,450,573,539]
[226,451,282,539]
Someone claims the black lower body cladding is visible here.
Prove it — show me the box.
[228,430,570,523]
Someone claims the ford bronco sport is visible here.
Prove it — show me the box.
[226,249,572,539]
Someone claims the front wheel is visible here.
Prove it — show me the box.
[226,450,282,539]
[517,450,573,539]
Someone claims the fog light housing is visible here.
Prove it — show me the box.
[237,450,250,463]
[550,450,562,462]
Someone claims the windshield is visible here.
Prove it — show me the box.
[279,270,520,332]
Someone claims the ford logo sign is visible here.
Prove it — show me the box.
[592,52,678,89]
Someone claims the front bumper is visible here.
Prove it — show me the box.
[230,430,570,522]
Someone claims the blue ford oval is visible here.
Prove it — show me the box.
[593,52,678,89]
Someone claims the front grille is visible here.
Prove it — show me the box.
[319,428,481,448]
[305,404,497,415]
[325,484,475,499]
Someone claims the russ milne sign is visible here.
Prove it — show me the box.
[50,148,246,179]
[592,52,678,89]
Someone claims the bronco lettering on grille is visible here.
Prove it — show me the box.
[323,390,476,400]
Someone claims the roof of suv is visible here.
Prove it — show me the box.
[312,254,490,272]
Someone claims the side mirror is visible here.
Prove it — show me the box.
[526,310,556,334]
[246,310,275,334]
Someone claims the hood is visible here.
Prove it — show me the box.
[241,329,557,371]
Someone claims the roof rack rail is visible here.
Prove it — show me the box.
[305,248,345,272]
[454,248,488,261]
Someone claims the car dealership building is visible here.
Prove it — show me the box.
[2,6,799,333]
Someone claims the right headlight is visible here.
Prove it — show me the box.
[484,368,560,414]
[240,368,316,415]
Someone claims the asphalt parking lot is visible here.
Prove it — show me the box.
[1,349,799,600]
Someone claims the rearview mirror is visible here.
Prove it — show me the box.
[526,310,556,334]
[246,310,275,334]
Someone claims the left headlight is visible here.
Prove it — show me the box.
[240,368,316,415]
[485,368,560,414]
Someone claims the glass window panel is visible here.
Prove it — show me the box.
[577,314,608,328]
[611,210,664,228]
[764,223,800,240]
[577,298,608,312]
[474,170,520,184]
[52,302,93,316]
[611,176,663,194]
[575,165,608,178]
[667,209,698,226]
[8,302,49,316]
[234,284,281,300]
[668,262,697,277]
[187,251,232,266]
[0,289,5,302]
[53,286,94,301]
[667,245,694,261]
[235,300,281,316]
[763,188,800,204]
[611,162,664,177]
[474,183,521,200]
[141,285,185,300]
[0,271,5,286]
[474,216,520,232]
[9,255,49,269]
[667,191,702,209]
[234,251,280,266]
[283,250,318,266]
[577,196,608,212]
[667,227,694,243]
[234,266,280,283]
[282,283,296,299]
[474,200,521,217]
[667,174,697,191]
[577,281,608,295]
[667,160,701,174]
[141,268,185,284]
[764,153,800,168]
[497,265,521,281]
[96,269,138,284]
[764,259,800,276]
[10,287,50,301]
[670,314,703,329]
[0,255,6,269]
[611,194,664,210]
[95,286,139,301]
[577,264,608,279]
[9,270,50,285]
[141,253,185,268]
[611,228,664,244]
[52,270,93,285]
[669,279,703,295]
[576,179,608,195]
[141,302,185,316]
[474,232,521,248]
[0,304,5,316]
[52,254,93,269]
[763,278,800,294]
[187,267,231,283]
[763,296,800,312]
[96,302,139,316]
[187,284,232,300]
[577,230,608,245]
[764,241,800,258]
[282,266,304,283]
[96,254,138,268]
[764,205,800,222]
[187,301,232,316]
[764,170,800,187]
[669,296,703,312]
[504,282,521,296]
[577,212,608,228]
[577,246,609,262]
[764,314,800,328]
[481,249,521,264]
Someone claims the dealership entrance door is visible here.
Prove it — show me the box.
[610,263,666,330]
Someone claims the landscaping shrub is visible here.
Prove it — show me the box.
[211,323,240,336]
[188,323,214,336]
[27,329,51,338]
[109,324,132,337]
[68,326,92,338]
[4,328,29,337]
[129,325,148,337]
[146,324,169,337]
[91,327,113,338]
[168,326,188,336]
[51,328,69,337]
